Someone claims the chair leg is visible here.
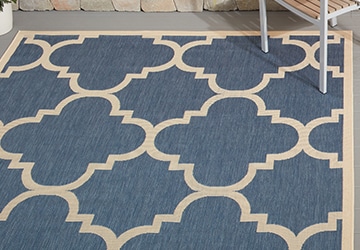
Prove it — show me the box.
[319,0,328,94]
[329,17,337,27]
[259,0,269,53]
[319,30,328,94]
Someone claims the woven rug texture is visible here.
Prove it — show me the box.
[0,30,354,249]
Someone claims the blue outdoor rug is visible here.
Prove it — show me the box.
[0,30,354,249]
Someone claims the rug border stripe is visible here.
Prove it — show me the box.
[341,30,354,250]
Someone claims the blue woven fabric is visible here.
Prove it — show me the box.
[0,31,352,249]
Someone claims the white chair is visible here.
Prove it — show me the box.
[259,0,360,94]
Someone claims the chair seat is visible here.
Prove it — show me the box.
[281,0,358,19]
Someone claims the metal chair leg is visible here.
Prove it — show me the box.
[259,0,269,53]
[319,0,328,94]
[329,17,337,27]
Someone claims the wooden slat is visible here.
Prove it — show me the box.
[283,0,320,18]
[307,0,337,12]
[328,0,346,10]
[329,0,351,8]
[282,0,358,19]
